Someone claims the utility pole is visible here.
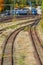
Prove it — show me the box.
[28,0,32,7]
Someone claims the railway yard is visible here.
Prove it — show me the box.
[0,15,43,65]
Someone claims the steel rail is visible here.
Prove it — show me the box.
[1,20,36,65]
[0,18,40,65]
[30,18,42,65]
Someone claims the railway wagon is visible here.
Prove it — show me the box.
[12,9,29,15]
[31,8,37,15]
[24,7,37,15]
[1,8,38,16]
[12,8,37,15]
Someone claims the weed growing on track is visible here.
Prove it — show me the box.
[37,18,43,33]
[37,18,43,32]
[16,55,25,65]
[14,53,26,65]
[40,19,43,29]
[6,25,18,29]
[23,26,29,31]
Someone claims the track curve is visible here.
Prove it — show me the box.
[0,15,13,22]
[34,27,43,48]
[0,18,41,65]
[0,19,36,65]
[30,18,43,65]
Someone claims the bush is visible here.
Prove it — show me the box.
[15,3,19,8]
[19,4,24,8]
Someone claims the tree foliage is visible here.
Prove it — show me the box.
[0,0,4,12]
[4,0,13,10]
[1,0,43,11]
[41,0,43,9]
[15,0,42,6]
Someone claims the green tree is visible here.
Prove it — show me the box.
[41,0,43,9]
[4,0,13,10]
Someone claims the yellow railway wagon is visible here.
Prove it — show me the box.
[0,0,4,12]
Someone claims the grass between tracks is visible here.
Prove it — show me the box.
[40,19,43,29]
[5,25,18,29]
[38,17,43,32]
[36,16,43,46]
[17,56,25,65]
[23,26,30,31]
[0,25,18,43]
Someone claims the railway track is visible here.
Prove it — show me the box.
[0,18,42,65]
[30,18,43,65]
[0,15,39,22]
[34,27,43,48]
[1,27,25,65]
[0,19,36,65]
[30,18,43,49]
[15,15,39,20]
[0,19,37,34]
[0,16,13,22]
